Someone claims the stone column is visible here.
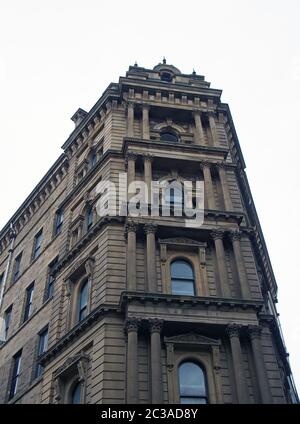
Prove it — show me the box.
[125,221,137,291]
[208,112,218,146]
[127,102,134,137]
[226,324,250,404]
[126,152,137,201]
[142,105,150,139]
[149,319,164,404]
[248,325,272,404]
[143,154,153,204]
[200,162,216,210]
[193,110,205,145]
[145,223,157,292]
[216,163,233,211]
[125,318,139,403]
[229,231,251,299]
[211,229,231,298]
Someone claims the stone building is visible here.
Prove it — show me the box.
[0,60,298,404]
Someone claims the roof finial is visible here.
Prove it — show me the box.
[192,68,196,75]
[163,57,166,64]
[134,61,138,67]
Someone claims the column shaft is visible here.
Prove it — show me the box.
[127,103,134,137]
[145,224,157,292]
[227,325,250,404]
[201,163,216,209]
[149,320,163,404]
[217,165,233,211]
[208,113,218,146]
[249,326,272,403]
[126,320,139,403]
[230,232,251,299]
[126,223,137,291]
[144,156,153,204]
[211,230,231,298]
[142,105,150,139]
[194,111,205,145]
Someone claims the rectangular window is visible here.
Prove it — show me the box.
[4,305,13,340]
[54,210,63,236]
[0,272,4,287]
[45,257,58,301]
[35,327,48,378]
[32,230,43,260]
[9,350,22,400]
[12,252,22,283]
[23,282,34,322]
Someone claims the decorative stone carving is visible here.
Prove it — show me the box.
[144,223,157,234]
[125,318,140,333]
[229,230,241,241]
[226,323,241,338]
[148,318,164,333]
[211,229,225,240]
[248,325,262,340]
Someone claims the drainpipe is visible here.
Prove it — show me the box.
[0,223,16,342]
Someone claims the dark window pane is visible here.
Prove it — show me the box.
[4,305,12,339]
[78,280,89,323]
[45,257,58,300]
[55,210,63,235]
[71,382,81,404]
[179,362,207,404]
[36,328,48,377]
[161,132,178,142]
[13,253,22,282]
[33,231,43,259]
[171,260,194,280]
[172,279,195,296]
[9,350,22,399]
[86,207,93,231]
[24,283,34,322]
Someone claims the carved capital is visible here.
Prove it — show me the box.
[53,378,62,402]
[215,161,226,171]
[125,220,138,236]
[248,325,262,340]
[149,318,164,333]
[229,230,241,242]
[211,229,225,241]
[142,153,154,163]
[144,223,157,235]
[125,152,138,170]
[199,161,211,171]
[226,323,241,338]
[125,318,140,333]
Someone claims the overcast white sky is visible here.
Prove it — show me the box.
[0,0,299,394]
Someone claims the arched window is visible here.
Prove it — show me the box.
[165,186,182,206]
[179,361,208,404]
[88,150,97,168]
[161,72,172,82]
[171,260,195,296]
[71,381,81,404]
[160,130,179,143]
[86,205,93,231]
[77,279,89,323]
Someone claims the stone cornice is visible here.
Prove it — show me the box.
[120,291,263,313]
[0,156,69,253]
[40,304,120,366]
[123,137,229,160]
[53,216,124,276]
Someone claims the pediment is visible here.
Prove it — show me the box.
[164,332,220,346]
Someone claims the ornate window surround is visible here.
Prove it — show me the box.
[159,238,209,297]
[52,351,90,404]
[164,333,223,404]
[63,256,95,330]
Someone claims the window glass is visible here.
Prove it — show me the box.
[71,382,81,404]
[171,260,195,296]
[78,280,89,322]
[161,132,178,142]
[179,362,207,404]
[9,350,22,400]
